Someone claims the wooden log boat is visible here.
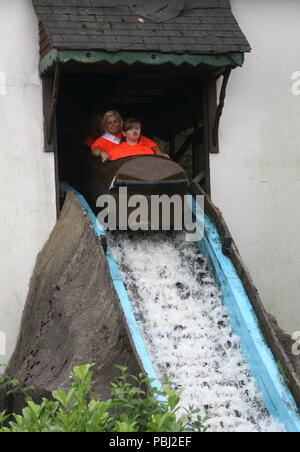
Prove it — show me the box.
[76,152,189,229]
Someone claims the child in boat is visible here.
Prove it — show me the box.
[109,118,169,161]
[91,111,165,162]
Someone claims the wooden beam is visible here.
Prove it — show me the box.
[173,129,203,163]
[211,66,226,81]
[191,170,205,185]
[42,72,60,216]
[212,68,231,147]
[202,78,219,155]
[42,76,52,153]
[202,79,213,195]
[47,63,61,146]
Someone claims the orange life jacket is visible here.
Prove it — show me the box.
[91,133,122,153]
[109,141,156,161]
[92,133,157,154]
[139,135,157,149]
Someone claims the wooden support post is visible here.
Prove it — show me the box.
[211,66,226,81]
[42,76,53,153]
[212,68,231,146]
[202,77,219,155]
[201,69,231,195]
[191,170,205,185]
[42,67,61,217]
[47,63,61,146]
[173,129,203,163]
[202,79,213,195]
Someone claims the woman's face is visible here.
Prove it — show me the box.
[105,115,122,135]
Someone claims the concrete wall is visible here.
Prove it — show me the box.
[211,0,300,334]
[0,0,56,366]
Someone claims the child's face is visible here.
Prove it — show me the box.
[123,125,141,142]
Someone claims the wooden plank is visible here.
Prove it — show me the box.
[173,129,203,163]
[211,66,226,80]
[202,77,219,155]
[40,44,53,60]
[39,22,53,58]
[42,76,53,153]
[42,76,60,217]
[47,63,61,146]
[39,29,48,41]
[212,68,231,147]
[40,38,51,53]
[201,79,211,195]
[191,170,205,185]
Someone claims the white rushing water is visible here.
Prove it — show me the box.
[108,232,285,433]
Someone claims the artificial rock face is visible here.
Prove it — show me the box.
[0,193,141,413]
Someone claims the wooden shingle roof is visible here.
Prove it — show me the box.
[33,0,251,56]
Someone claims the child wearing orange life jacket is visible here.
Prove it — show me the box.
[92,126,161,161]
[109,118,169,161]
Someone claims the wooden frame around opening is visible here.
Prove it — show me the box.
[201,75,219,196]
[42,75,60,216]
[42,67,221,214]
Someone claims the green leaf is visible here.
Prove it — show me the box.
[73,364,93,381]
[52,390,68,407]
[10,379,20,388]
[27,401,42,418]
[0,363,211,432]
[66,388,76,403]
[115,421,138,432]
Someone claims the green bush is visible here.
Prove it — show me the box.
[0,365,210,432]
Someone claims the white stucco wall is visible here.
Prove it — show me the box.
[211,0,300,334]
[0,0,56,366]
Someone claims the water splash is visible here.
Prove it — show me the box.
[108,231,285,432]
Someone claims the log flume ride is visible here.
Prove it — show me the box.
[77,152,189,229]
[2,153,300,432]
[64,149,300,432]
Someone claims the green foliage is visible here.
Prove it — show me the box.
[0,366,35,402]
[0,365,210,433]
[154,128,197,180]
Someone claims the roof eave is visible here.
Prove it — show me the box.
[39,48,246,76]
